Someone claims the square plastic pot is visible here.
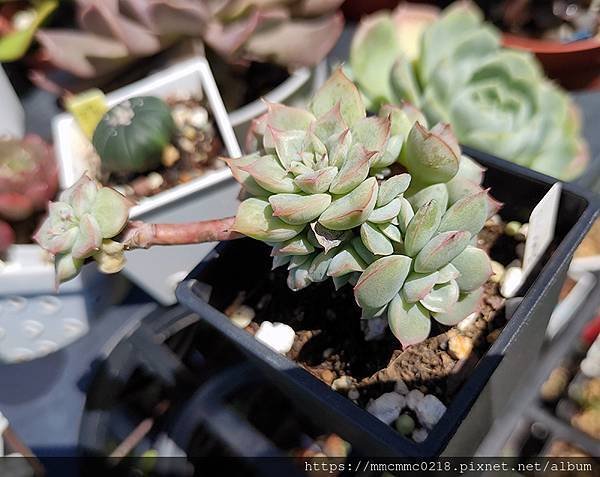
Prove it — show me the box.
[0,244,128,363]
[176,148,599,457]
[52,58,242,305]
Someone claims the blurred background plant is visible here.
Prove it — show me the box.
[349,1,590,181]
[0,134,57,254]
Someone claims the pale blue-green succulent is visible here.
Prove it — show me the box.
[349,2,589,181]
[231,69,499,346]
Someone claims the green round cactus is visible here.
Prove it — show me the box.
[92,96,176,174]
[231,69,499,347]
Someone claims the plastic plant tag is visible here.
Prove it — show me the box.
[522,183,561,280]
[65,89,109,139]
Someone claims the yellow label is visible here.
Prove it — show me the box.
[66,89,109,139]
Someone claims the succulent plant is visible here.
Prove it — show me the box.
[231,69,499,346]
[93,96,176,174]
[0,135,58,252]
[34,175,130,282]
[35,0,344,79]
[349,2,589,181]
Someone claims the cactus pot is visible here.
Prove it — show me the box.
[0,244,128,363]
[53,58,243,305]
[177,148,599,457]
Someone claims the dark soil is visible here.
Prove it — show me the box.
[231,220,514,409]
[5,210,45,245]
[105,96,225,201]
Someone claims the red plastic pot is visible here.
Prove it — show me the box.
[503,34,600,91]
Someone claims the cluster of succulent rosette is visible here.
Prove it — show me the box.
[231,70,499,346]
[35,69,500,346]
[35,0,344,78]
[34,176,130,283]
[0,135,58,253]
[349,2,588,181]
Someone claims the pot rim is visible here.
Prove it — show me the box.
[502,33,600,54]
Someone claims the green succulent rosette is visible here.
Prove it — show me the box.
[349,2,589,181]
[229,69,500,346]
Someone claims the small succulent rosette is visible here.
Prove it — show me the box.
[349,2,588,181]
[34,176,130,283]
[228,69,500,346]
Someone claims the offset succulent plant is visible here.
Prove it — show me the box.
[232,69,499,346]
[0,135,58,253]
[349,2,589,181]
[34,175,129,282]
[35,0,344,79]
[93,96,176,174]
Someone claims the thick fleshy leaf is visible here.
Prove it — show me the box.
[354,255,412,309]
[319,177,378,230]
[390,55,421,106]
[270,128,305,170]
[377,174,411,207]
[372,134,404,168]
[295,167,338,194]
[92,187,129,238]
[397,197,414,234]
[71,213,102,259]
[272,255,292,270]
[368,198,403,224]
[420,280,459,313]
[310,222,351,253]
[288,254,311,270]
[446,176,483,206]
[456,155,485,184]
[380,103,428,136]
[327,246,366,277]
[223,154,269,196]
[59,175,98,215]
[388,294,431,347]
[402,122,460,184]
[378,222,403,242]
[233,198,304,242]
[329,144,375,194]
[313,102,347,142]
[269,193,331,225]
[287,261,312,291]
[333,274,352,290]
[351,116,391,155]
[266,102,316,132]
[273,235,315,256]
[414,230,471,273]
[402,271,440,303]
[309,68,366,127]
[34,219,78,255]
[406,183,448,212]
[55,253,84,284]
[436,263,460,283]
[351,236,377,264]
[404,199,443,257]
[362,304,388,319]
[308,250,335,282]
[432,287,483,326]
[360,222,394,256]
[451,246,492,291]
[238,154,299,193]
[438,189,489,236]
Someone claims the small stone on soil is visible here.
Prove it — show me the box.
[255,321,295,354]
[415,395,446,429]
[412,428,428,443]
[362,317,388,341]
[448,335,473,360]
[366,392,406,425]
[394,414,415,435]
[406,389,425,411]
[332,376,354,391]
[229,305,255,328]
[457,312,479,332]
[394,379,409,395]
[489,261,505,283]
[500,266,523,298]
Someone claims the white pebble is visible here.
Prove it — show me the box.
[332,376,354,391]
[457,312,479,332]
[255,321,295,354]
[412,428,429,443]
[189,108,209,129]
[581,357,600,378]
[500,267,523,298]
[406,389,425,411]
[362,317,388,341]
[394,379,409,395]
[415,395,447,429]
[229,305,255,328]
[366,392,406,425]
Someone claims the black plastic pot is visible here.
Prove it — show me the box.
[177,148,599,457]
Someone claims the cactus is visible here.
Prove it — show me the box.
[0,135,58,252]
[233,69,498,346]
[35,0,344,79]
[34,175,130,282]
[349,2,589,181]
[92,96,176,174]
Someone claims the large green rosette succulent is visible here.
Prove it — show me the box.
[349,2,589,181]
[231,69,500,346]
